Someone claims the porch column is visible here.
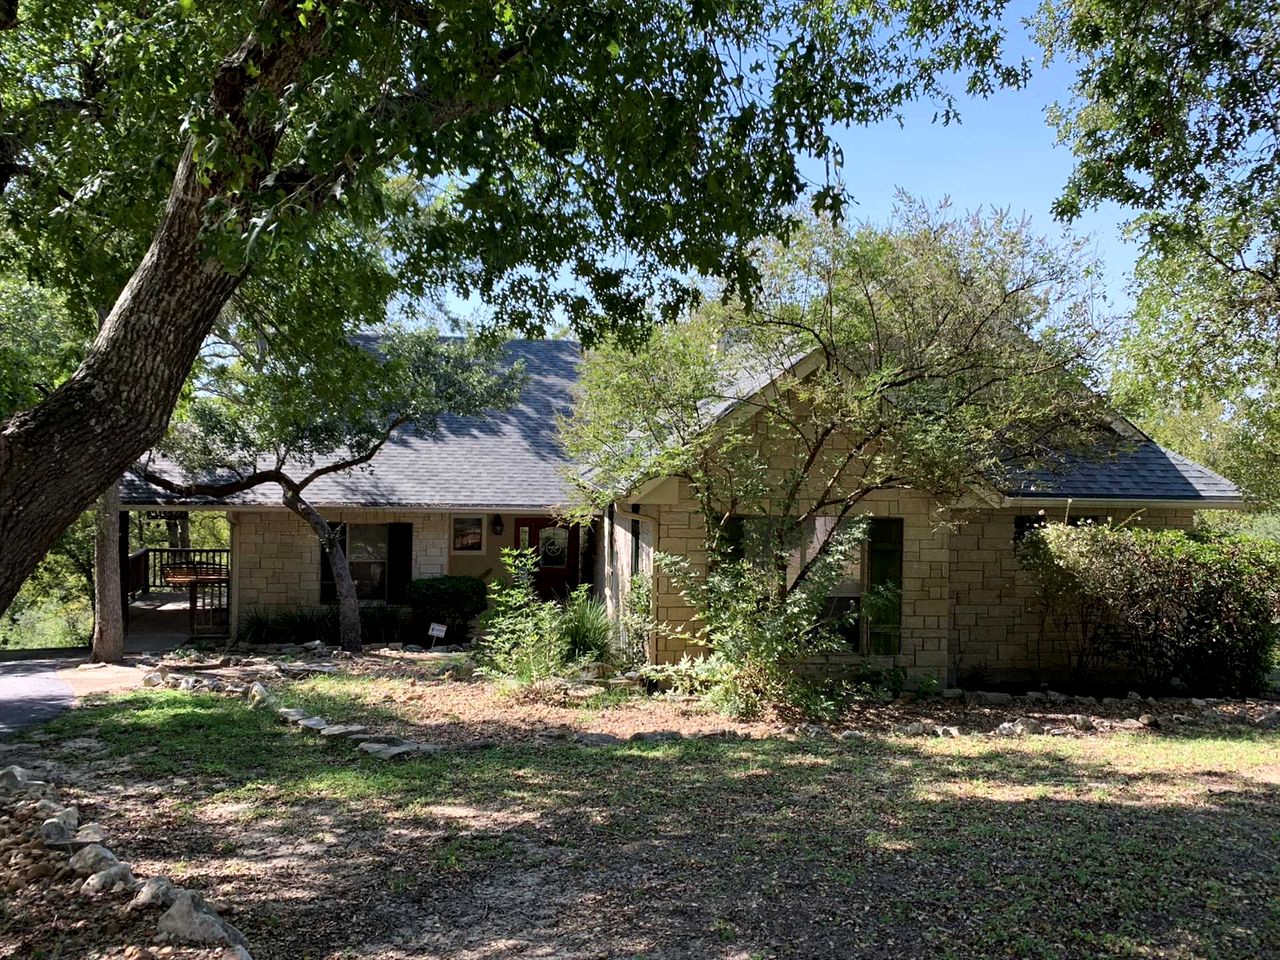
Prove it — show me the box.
[118,509,130,630]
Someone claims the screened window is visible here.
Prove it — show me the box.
[347,524,389,600]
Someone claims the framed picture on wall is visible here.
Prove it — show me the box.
[451,515,485,554]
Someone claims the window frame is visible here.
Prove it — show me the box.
[449,514,488,555]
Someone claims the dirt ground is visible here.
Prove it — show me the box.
[2,657,1277,960]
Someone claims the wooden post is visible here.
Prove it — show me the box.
[118,510,130,631]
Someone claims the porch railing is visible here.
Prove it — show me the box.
[126,547,232,639]
[128,547,231,593]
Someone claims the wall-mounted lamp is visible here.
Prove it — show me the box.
[490,514,505,536]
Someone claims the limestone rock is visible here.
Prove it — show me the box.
[81,863,137,896]
[0,765,32,791]
[157,891,250,950]
[129,876,179,911]
[297,717,329,732]
[73,822,106,845]
[1023,691,1046,702]
[934,725,961,738]
[142,672,165,687]
[1254,709,1280,729]
[69,844,119,876]
[276,708,307,722]
[318,724,368,738]
[40,806,79,843]
[357,742,417,760]
[1139,713,1160,728]
[996,717,1043,737]
[941,688,964,699]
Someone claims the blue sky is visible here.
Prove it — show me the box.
[810,15,1137,312]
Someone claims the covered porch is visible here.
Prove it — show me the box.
[119,510,232,648]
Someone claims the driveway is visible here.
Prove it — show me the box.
[0,659,143,738]
[0,660,76,737]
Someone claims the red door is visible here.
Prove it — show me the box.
[513,517,579,600]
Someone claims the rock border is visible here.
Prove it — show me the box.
[1,763,254,958]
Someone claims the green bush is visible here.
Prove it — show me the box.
[1020,524,1280,695]
[657,522,864,718]
[478,549,572,682]
[236,604,408,647]
[561,585,616,662]
[477,549,628,684]
[404,575,488,643]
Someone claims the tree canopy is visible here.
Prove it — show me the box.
[565,201,1112,591]
[0,0,1028,612]
[138,323,521,651]
[1040,0,1280,500]
[564,201,1113,713]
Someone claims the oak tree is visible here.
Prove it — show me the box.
[0,0,1025,611]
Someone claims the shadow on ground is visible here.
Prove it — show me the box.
[8,690,1279,960]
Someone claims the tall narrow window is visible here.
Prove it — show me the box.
[864,518,903,655]
[347,524,389,600]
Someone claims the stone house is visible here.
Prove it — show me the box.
[594,354,1243,685]
[122,339,1242,683]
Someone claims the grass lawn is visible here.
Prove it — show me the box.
[20,675,1280,960]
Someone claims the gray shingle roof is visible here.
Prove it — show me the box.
[121,339,580,510]
[122,339,1242,510]
[1002,440,1241,502]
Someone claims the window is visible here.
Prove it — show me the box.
[347,524,389,600]
[320,522,413,603]
[538,527,569,568]
[864,518,903,656]
[451,515,486,554]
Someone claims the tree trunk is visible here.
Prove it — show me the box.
[92,485,124,663]
[165,516,191,549]
[0,143,242,615]
[283,490,362,653]
[0,5,322,615]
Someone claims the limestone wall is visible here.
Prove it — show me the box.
[229,509,448,631]
[947,505,1198,685]
[644,481,953,682]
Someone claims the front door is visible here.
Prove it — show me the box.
[513,517,579,600]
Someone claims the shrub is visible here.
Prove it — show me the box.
[618,573,654,667]
[657,522,864,718]
[478,549,573,682]
[561,585,616,662]
[404,575,488,643]
[1020,524,1280,695]
[478,549,629,683]
[235,604,408,648]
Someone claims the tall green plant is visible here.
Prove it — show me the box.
[479,549,573,683]
[656,521,865,717]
